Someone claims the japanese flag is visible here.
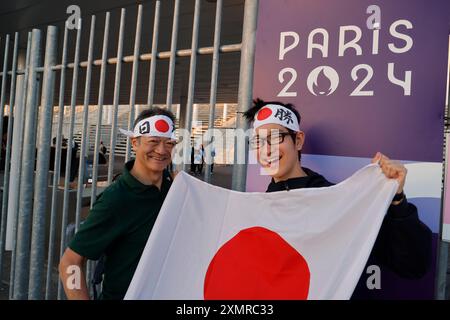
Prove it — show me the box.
[125,164,397,300]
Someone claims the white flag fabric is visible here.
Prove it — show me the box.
[125,163,397,300]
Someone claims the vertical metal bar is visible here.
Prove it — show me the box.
[125,5,143,162]
[86,14,110,293]
[58,21,82,300]
[0,32,17,285]
[0,34,10,165]
[45,25,69,300]
[107,9,126,185]
[13,28,41,300]
[29,25,58,300]
[435,241,449,299]
[147,0,161,107]
[75,16,96,232]
[75,17,96,297]
[166,0,180,113]
[231,0,259,191]
[86,259,94,298]
[182,0,201,172]
[204,0,222,183]
[9,32,32,299]
[91,12,110,207]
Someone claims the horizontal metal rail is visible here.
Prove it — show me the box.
[0,44,242,76]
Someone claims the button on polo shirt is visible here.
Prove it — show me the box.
[69,160,172,300]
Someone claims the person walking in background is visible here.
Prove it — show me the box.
[199,144,205,174]
[194,144,203,175]
[190,144,195,174]
[210,139,216,174]
[100,141,107,156]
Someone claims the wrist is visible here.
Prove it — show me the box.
[391,191,405,205]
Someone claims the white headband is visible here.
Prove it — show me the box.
[252,104,300,132]
[119,115,176,139]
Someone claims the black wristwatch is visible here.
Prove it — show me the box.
[392,191,405,203]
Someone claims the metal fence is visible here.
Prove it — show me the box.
[0,0,259,300]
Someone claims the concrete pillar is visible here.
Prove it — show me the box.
[176,104,180,122]
[179,96,187,130]
[103,105,113,125]
[222,103,228,123]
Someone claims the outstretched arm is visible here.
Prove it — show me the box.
[370,152,432,278]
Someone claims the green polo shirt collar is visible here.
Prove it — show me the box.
[122,160,172,194]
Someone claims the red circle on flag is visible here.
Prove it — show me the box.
[155,119,170,132]
[256,107,272,121]
[204,226,310,300]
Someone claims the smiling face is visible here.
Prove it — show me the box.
[131,136,175,173]
[253,123,305,181]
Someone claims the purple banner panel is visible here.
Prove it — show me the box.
[252,0,450,162]
[250,0,450,299]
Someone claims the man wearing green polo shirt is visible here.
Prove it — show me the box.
[59,107,177,300]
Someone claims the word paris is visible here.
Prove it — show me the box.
[278,19,413,97]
